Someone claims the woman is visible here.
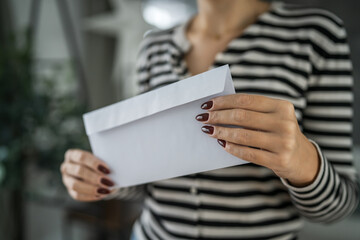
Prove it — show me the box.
[61,0,359,239]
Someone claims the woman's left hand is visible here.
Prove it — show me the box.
[195,93,321,187]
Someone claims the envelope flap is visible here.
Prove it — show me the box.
[83,65,230,135]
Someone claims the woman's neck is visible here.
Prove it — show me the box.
[193,0,271,39]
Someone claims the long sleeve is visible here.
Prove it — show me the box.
[103,185,146,201]
[281,17,359,223]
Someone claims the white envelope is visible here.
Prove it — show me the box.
[83,65,247,188]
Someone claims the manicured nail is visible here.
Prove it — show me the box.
[195,113,209,122]
[101,178,114,187]
[217,139,226,148]
[97,188,110,194]
[98,165,110,174]
[201,125,214,135]
[201,101,213,110]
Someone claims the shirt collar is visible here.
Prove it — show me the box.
[171,1,282,54]
[172,15,195,54]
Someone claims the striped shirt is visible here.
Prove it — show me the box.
[106,1,359,239]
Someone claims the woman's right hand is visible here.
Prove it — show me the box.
[60,149,115,202]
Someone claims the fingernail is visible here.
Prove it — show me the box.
[201,101,213,110]
[195,113,209,122]
[98,165,110,174]
[97,188,110,194]
[217,139,226,148]
[101,178,114,187]
[201,125,214,135]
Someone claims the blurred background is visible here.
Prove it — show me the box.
[0,0,359,239]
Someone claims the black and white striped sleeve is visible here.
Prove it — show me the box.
[102,185,146,201]
[281,16,359,223]
[135,32,156,95]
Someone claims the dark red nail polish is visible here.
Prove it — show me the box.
[201,125,214,135]
[217,139,226,148]
[98,165,110,174]
[201,101,213,110]
[101,178,114,187]
[97,188,110,194]
[195,113,209,122]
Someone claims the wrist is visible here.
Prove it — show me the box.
[287,137,321,187]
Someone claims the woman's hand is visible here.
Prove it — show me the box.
[196,93,321,187]
[60,149,115,201]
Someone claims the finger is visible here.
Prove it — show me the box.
[68,189,103,202]
[197,109,278,132]
[203,125,279,153]
[65,149,111,175]
[206,93,282,113]
[63,174,110,196]
[63,162,114,188]
[223,141,276,168]
[60,162,66,173]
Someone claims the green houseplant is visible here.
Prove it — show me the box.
[0,10,89,240]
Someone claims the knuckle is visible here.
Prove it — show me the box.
[234,109,247,123]
[227,129,235,140]
[60,163,65,173]
[232,130,240,140]
[237,94,252,106]
[74,165,83,176]
[281,101,295,116]
[61,175,67,185]
[241,130,251,142]
[78,151,86,163]
[279,155,290,168]
[71,149,87,163]
[65,149,71,157]
[69,181,77,191]
[243,149,256,161]
[232,130,244,142]
[283,138,296,151]
[282,121,297,135]
[64,149,73,161]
